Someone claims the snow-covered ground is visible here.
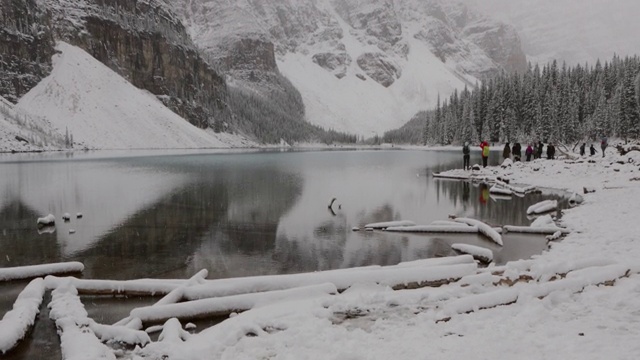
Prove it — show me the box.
[12,42,254,151]
[160,150,639,360]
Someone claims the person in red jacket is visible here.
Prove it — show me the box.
[480,140,490,167]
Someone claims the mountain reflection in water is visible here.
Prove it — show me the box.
[0,150,567,280]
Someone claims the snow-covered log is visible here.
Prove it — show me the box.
[432,173,471,180]
[502,226,571,235]
[155,269,208,306]
[393,255,476,268]
[113,269,209,328]
[36,214,55,228]
[546,231,563,241]
[0,262,84,282]
[454,218,503,246]
[526,200,558,215]
[131,283,338,323]
[440,264,631,320]
[183,263,478,301]
[385,225,480,233]
[0,278,45,354]
[451,244,493,264]
[363,220,416,229]
[48,284,116,360]
[429,220,470,227]
[89,320,150,346]
[489,184,512,195]
[45,276,183,296]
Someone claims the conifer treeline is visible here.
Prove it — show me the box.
[386,55,640,145]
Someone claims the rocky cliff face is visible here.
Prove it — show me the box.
[32,0,229,129]
[0,0,55,103]
[175,0,526,86]
[170,0,528,135]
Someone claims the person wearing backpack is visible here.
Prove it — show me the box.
[480,140,490,168]
[462,142,471,170]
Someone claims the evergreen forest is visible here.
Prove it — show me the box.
[384,55,640,147]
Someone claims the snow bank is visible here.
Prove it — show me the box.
[451,244,493,263]
[454,218,503,246]
[158,318,190,343]
[0,278,45,354]
[0,262,84,282]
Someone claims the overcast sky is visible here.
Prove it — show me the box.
[462,0,640,65]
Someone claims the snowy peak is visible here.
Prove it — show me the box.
[171,0,526,135]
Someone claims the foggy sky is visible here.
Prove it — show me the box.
[462,0,640,65]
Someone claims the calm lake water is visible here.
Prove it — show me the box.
[0,149,567,359]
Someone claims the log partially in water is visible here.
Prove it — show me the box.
[0,262,84,282]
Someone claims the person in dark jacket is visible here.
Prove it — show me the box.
[512,143,522,161]
[547,143,556,160]
[462,142,471,170]
[580,143,586,156]
[590,144,596,156]
[536,141,544,159]
[503,142,511,160]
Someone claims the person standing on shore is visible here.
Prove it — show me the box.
[503,142,511,160]
[525,143,533,161]
[462,141,470,170]
[512,142,522,161]
[480,140,490,168]
[580,143,586,156]
[601,136,608,158]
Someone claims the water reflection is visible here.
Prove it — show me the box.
[0,150,567,279]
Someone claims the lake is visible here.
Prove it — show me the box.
[0,149,567,358]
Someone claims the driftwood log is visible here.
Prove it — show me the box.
[616,144,640,155]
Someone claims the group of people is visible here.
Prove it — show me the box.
[462,136,610,170]
[579,137,608,158]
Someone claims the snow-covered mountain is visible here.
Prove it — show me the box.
[173,0,526,136]
[15,42,253,149]
[463,0,640,66]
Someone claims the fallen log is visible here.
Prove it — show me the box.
[0,262,84,282]
[131,283,338,323]
[0,278,45,355]
[45,276,183,296]
[503,225,571,235]
[454,218,503,246]
[183,262,477,301]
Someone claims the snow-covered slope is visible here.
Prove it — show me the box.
[15,42,252,150]
[463,0,640,66]
[173,0,526,136]
[0,96,67,152]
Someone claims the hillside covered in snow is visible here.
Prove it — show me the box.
[173,0,527,136]
[15,42,252,150]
